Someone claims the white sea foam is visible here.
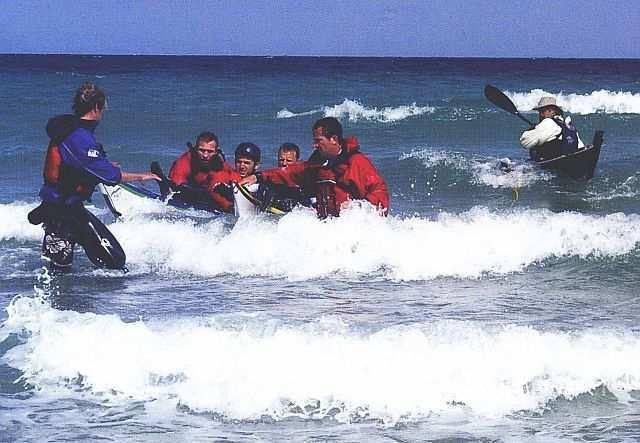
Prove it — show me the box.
[3,201,639,281]
[4,297,640,423]
[472,160,550,189]
[0,201,42,242]
[276,99,434,122]
[275,108,317,119]
[586,174,640,202]
[506,89,640,115]
[400,148,550,189]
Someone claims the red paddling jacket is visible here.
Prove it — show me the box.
[169,150,239,212]
[259,137,389,217]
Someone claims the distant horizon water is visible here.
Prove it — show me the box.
[3,52,640,60]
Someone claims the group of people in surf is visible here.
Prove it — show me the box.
[28,83,390,271]
[28,83,583,272]
[167,120,390,218]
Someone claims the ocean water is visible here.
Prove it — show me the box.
[1,55,640,442]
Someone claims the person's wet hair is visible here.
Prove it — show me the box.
[313,117,343,142]
[72,83,106,116]
[278,142,300,160]
[196,131,219,147]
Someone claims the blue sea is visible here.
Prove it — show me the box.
[2,55,640,442]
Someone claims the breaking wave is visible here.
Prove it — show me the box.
[506,89,640,115]
[3,296,640,424]
[276,99,434,122]
[2,200,639,281]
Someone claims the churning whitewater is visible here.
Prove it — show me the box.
[2,56,640,441]
[4,292,640,424]
[2,201,639,281]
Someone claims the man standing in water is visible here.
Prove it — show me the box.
[520,96,585,161]
[29,82,158,270]
[240,117,389,218]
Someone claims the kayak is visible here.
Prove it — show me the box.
[110,182,287,218]
[535,130,604,179]
[115,182,224,216]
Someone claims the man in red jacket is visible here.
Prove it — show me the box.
[240,117,389,218]
[168,131,238,212]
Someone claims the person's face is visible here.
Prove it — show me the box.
[90,103,105,121]
[278,150,298,167]
[196,140,218,162]
[236,157,257,177]
[538,106,557,121]
[313,128,341,158]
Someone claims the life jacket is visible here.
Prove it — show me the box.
[169,149,225,188]
[315,138,366,218]
[203,163,241,212]
[40,115,120,205]
[530,116,579,161]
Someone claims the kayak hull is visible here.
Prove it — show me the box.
[535,130,604,180]
[117,182,224,216]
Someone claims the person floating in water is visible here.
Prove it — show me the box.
[520,96,585,162]
[240,117,389,218]
[28,82,158,270]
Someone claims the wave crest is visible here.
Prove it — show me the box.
[3,200,639,281]
[4,300,640,423]
[276,99,434,122]
[507,89,640,115]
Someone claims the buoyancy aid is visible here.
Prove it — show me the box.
[40,115,121,205]
[169,150,224,187]
[169,150,239,211]
[530,116,579,161]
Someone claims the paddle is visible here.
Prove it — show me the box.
[484,84,535,127]
[150,161,173,197]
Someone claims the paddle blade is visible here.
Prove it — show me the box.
[150,161,172,197]
[484,84,518,115]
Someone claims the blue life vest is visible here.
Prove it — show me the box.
[556,117,579,155]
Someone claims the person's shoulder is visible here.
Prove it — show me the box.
[174,150,192,162]
[46,114,79,141]
[538,117,561,130]
[348,150,374,166]
[62,126,96,149]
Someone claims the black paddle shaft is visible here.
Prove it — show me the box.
[484,84,535,127]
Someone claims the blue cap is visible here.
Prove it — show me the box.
[235,142,261,162]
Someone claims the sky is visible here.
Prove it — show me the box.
[1,0,639,58]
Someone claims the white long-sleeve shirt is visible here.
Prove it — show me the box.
[520,116,585,150]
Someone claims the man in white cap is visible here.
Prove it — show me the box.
[520,96,584,161]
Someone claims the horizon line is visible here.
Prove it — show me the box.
[1,52,639,61]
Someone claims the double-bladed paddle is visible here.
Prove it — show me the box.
[484,84,535,127]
